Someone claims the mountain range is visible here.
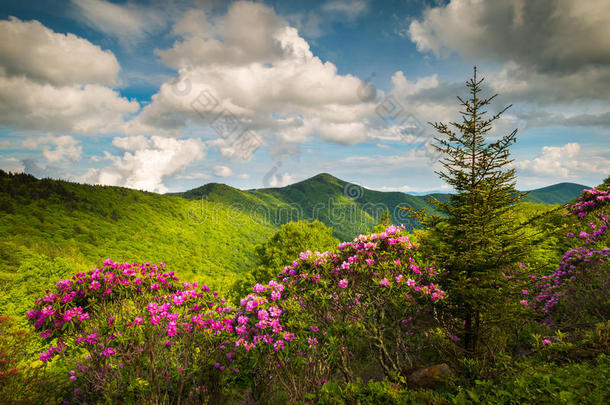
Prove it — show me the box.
[171,172,588,240]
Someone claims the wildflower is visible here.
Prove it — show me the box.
[84,333,98,344]
[338,279,348,289]
[269,306,282,318]
[253,284,266,293]
[379,278,390,287]
[103,347,114,357]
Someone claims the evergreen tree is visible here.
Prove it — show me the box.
[373,208,392,233]
[418,67,529,357]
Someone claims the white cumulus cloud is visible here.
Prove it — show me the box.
[0,17,138,134]
[515,143,610,179]
[128,1,377,148]
[83,136,206,193]
[213,165,232,177]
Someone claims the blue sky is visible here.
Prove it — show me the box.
[0,0,608,193]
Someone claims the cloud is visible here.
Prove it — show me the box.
[0,76,139,133]
[0,156,24,173]
[375,183,450,193]
[83,136,206,193]
[286,11,324,38]
[22,135,82,163]
[112,135,151,151]
[0,17,119,86]
[265,171,296,188]
[42,136,82,163]
[322,0,369,21]
[129,1,377,149]
[213,165,232,177]
[515,143,610,178]
[408,0,610,103]
[71,0,166,47]
[176,172,211,180]
[0,17,138,134]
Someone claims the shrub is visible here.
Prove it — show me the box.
[523,187,610,327]
[27,259,232,404]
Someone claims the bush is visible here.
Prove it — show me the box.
[27,259,231,404]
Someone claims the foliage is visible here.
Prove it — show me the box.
[416,67,530,357]
[522,186,610,328]
[314,354,610,405]
[230,220,339,301]
[373,209,393,233]
[0,314,70,404]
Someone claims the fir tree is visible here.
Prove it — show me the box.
[373,208,392,233]
[418,67,529,357]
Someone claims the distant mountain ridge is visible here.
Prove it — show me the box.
[171,173,589,240]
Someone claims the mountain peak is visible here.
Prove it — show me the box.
[307,173,340,183]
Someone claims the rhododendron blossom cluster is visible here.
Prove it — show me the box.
[27,259,232,403]
[522,187,610,321]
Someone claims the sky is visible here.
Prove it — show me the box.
[0,0,608,193]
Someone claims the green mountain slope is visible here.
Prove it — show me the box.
[174,173,589,241]
[0,171,277,316]
[522,182,591,204]
[173,173,428,240]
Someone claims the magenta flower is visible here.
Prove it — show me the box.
[253,284,266,293]
[103,347,115,357]
[84,333,98,344]
[338,279,348,289]
[257,310,269,321]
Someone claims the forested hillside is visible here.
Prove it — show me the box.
[174,172,588,241]
[0,171,277,317]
